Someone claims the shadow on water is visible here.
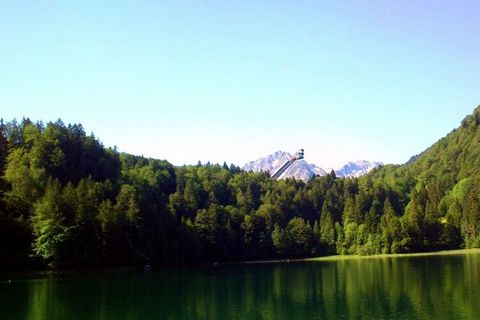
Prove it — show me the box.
[1,252,479,320]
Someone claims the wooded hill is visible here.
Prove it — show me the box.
[1,106,479,270]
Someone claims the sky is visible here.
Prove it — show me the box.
[1,1,479,168]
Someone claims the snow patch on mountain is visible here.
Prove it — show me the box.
[243,151,382,181]
[243,151,291,173]
[336,160,383,178]
[243,151,326,181]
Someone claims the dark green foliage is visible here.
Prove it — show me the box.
[2,106,480,269]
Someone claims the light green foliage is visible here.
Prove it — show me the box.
[284,217,313,256]
[319,203,336,250]
[31,179,73,267]
[271,223,286,254]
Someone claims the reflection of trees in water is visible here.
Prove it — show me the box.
[6,253,480,319]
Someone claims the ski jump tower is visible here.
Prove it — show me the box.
[271,149,304,180]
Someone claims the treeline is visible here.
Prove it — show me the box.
[1,106,480,270]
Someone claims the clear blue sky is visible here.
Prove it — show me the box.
[1,1,479,168]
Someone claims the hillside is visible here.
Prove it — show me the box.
[1,106,479,270]
[365,105,480,249]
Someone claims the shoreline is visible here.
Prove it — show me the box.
[238,248,480,265]
[3,248,480,279]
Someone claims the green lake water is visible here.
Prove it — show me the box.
[1,251,480,320]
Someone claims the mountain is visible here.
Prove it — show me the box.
[243,151,291,173]
[243,151,326,181]
[336,160,384,178]
[243,151,380,180]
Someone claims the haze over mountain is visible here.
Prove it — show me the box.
[243,151,381,180]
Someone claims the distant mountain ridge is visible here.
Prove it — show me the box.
[336,160,384,178]
[243,151,382,181]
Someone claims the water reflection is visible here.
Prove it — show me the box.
[1,252,479,320]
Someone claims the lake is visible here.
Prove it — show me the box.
[1,250,480,320]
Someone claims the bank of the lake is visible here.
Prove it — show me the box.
[4,248,480,278]
[238,248,480,265]
[307,248,480,261]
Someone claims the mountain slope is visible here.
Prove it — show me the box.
[243,151,291,173]
[365,105,480,249]
[370,106,480,188]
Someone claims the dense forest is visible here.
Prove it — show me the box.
[1,106,480,270]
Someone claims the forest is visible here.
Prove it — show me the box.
[1,106,480,270]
